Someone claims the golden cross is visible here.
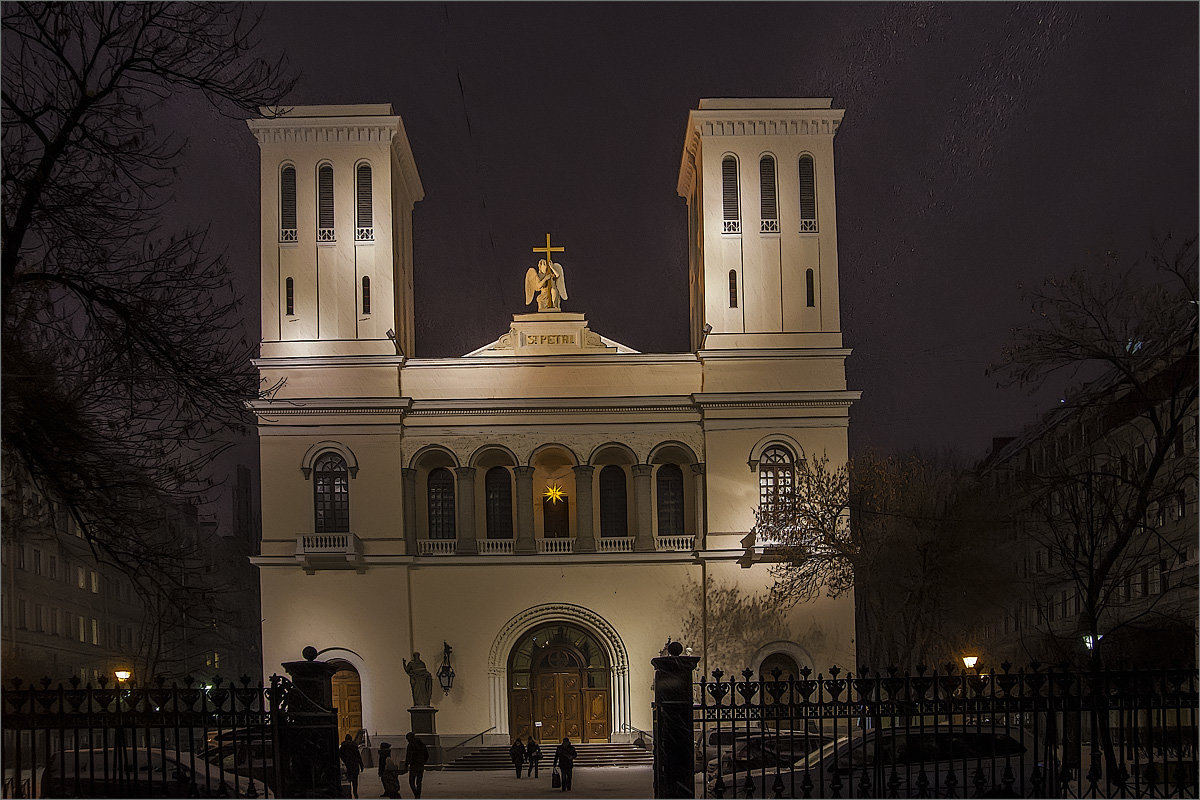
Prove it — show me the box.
[532,233,565,265]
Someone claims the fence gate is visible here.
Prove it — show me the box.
[2,671,338,799]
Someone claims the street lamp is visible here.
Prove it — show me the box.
[436,642,455,695]
[961,655,979,671]
[114,669,132,683]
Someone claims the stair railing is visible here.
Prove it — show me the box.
[630,725,653,747]
[442,725,497,762]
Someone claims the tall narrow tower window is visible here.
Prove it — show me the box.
[599,465,628,538]
[729,270,738,308]
[285,277,294,316]
[721,156,741,234]
[317,163,335,242]
[758,445,796,517]
[806,269,815,307]
[427,468,456,540]
[313,452,349,533]
[361,276,371,314]
[656,464,685,537]
[759,155,779,232]
[279,165,297,242]
[798,155,817,232]
[355,163,373,241]
[485,467,514,540]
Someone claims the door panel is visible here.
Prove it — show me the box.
[536,673,562,741]
[510,689,533,740]
[331,669,362,742]
[584,690,609,742]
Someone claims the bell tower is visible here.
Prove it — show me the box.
[678,99,844,352]
[248,105,424,358]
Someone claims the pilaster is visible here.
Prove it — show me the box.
[632,464,655,553]
[572,465,596,553]
[514,466,536,554]
[402,468,417,554]
[454,467,477,554]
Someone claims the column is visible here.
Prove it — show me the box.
[402,468,418,555]
[689,462,706,552]
[454,467,477,554]
[632,464,655,552]
[572,465,596,552]
[514,466,536,554]
[652,642,700,798]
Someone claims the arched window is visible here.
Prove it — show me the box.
[485,467,513,539]
[721,156,740,234]
[355,163,373,241]
[759,155,779,232]
[806,269,815,308]
[760,651,801,679]
[427,468,455,540]
[599,465,628,538]
[798,155,817,232]
[656,464,685,537]
[317,163,335,242]
[285,277,294,316]
[758,445,796,516]
[279,165,297,242]
[361,276,371,314]
[313,452,349,533]
[728,270,738,308]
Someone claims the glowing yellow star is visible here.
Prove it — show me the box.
[543,483,566,504]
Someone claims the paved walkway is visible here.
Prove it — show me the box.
[349,766,653,799]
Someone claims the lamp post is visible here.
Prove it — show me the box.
[436,642,455,695]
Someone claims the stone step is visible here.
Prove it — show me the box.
[443,743,654,771]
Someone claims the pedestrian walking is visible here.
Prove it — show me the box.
[340,733,365,798]
[509,737,526,778]
[377,742,404,799]
[525,736,542,778]
[404,732,429,798]
[552,737,577,792]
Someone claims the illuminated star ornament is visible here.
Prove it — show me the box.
[543,483,566,504]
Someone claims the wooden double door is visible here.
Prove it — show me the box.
[510,644,610,743]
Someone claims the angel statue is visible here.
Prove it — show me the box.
[524,259,567,312]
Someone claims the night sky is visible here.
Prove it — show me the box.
[170,3,1197,460]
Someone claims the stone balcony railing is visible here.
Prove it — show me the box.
[655,535,695,552]
[596,536,635,553]
[477,539,515,555]
[537,538,576,554]
[295,533,365,573]
[418,539,456,556]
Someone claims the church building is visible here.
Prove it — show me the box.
[247,99,859,748]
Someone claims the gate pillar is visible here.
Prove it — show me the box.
[278,646,341,797]
[652,641,700,798]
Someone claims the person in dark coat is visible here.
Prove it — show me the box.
[509,737,526,778]
[525,736,542,778]
[552,737,577,792]
[404,732,429,798]
[377,742,403,799]
[339,733,365,798]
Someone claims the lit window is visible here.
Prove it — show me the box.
[806,269,815,308]
[728,270,738,308]
[317,163,335,242]
[285,277,295,316]
[361,276,371,315]
[599,465,628,538]
[758,445,796,515]
[485,467,513,539]
[355,163,373,241]
[721,156,740,234]
[427,468,456,540]
[798,155,817,232]
[279,165,297,242]
[313,452,350,533]
[656,464,685,537]
[759,155,778,233]
[91,618,99,645]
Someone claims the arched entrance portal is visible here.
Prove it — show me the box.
[508,623,610,743]
[330,663,363,742]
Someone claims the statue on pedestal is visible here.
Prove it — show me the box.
[404,652,433,707]
[525,233,568,312]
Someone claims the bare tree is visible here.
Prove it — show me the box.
[762,452,1005,669]
[1,3,293,637]
[989,235,1198,669]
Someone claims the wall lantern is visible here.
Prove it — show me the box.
[436,641,455,695]
[114,669,132,683]
[961,655,978,670]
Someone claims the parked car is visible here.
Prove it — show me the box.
[39,747,257,798]
[197,731,276,789]
[705,730,835,784]
[694,725,827,773]
[711,724,1045,798]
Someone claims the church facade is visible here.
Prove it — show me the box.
[247,99,859,747]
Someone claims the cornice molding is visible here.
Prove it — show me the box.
[246,398,411,416]
[248,118,402,145]
[407,396,699,417]
[403,353,698,369]
[253,354,406,369]
[691,390,862,409]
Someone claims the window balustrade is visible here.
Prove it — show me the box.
[537,538,576,554]
[597,536,635,553]
[477,539,515,555]
[418,539,456,556]
[654,535,695,552]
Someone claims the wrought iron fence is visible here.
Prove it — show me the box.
[691,663,1198,799]
[2,674,286,798]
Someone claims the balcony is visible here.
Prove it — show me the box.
[477,539,514,555]
[655,535,695,552]
[418,539,455,556]
[597,536,634,553]
[537,538,576,554]
[295,533,364,574]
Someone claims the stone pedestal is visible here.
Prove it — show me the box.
[471,312,622,356]
[408,706,444,767]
